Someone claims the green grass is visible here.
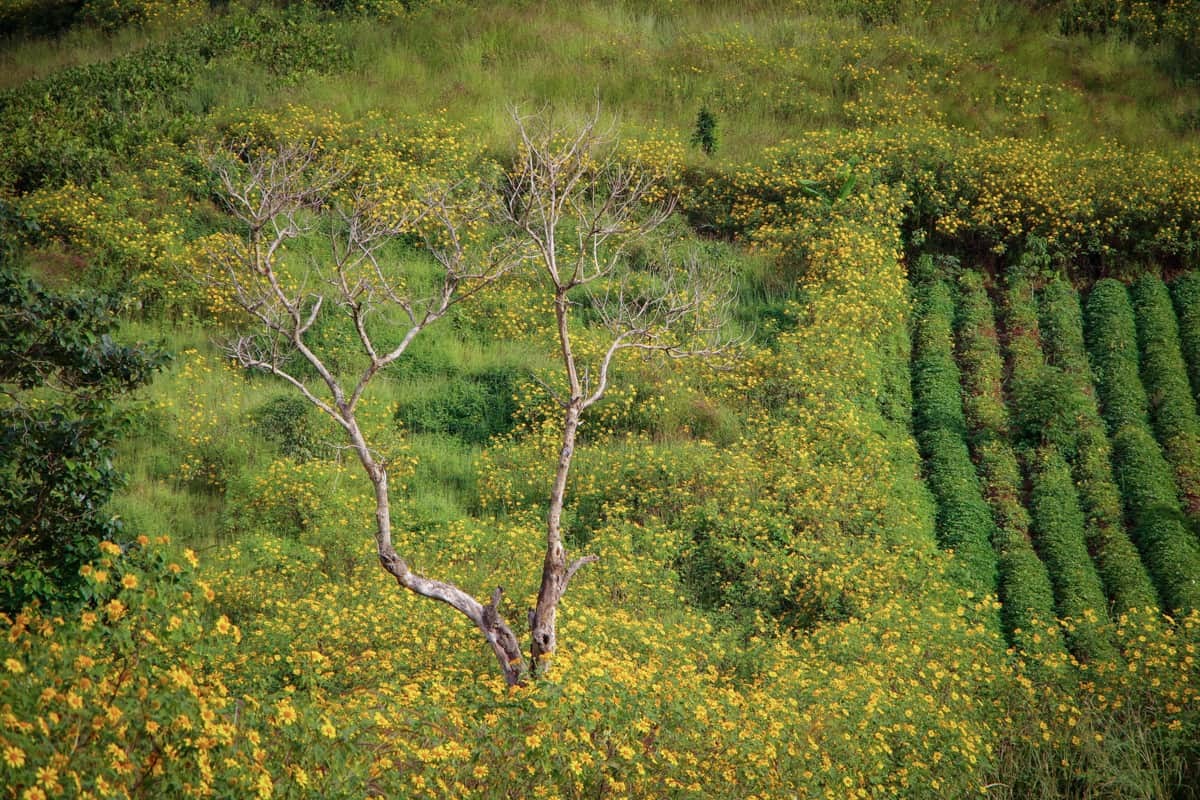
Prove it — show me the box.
[85,0,1189,163]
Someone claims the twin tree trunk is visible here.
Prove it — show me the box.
[363,291,592,686]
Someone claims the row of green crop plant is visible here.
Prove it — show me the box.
[950,267,1067,664]
[1035,277,1162,618]
[937,262,1118,665]
[911,256,1200,665]
[909,257,998,604]
[1083,279,1200,613]
[1131,274,1200,530]
[931,260,1200,642]
[1171,272,1200,404]
[930,261,1200,662]
[996,276,1118,663]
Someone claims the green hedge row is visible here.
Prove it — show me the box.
[1025,446,1118,662]
[1169,271,1200,405]
[912,273,998,600]
[1038,278,1159,615]
[1084,280,1150,434]
[1109,426,1200,613]
[955,271,1064,659]
[1086,280,1200,613]
[1132,274,1200,527]
[1001,278,1117,662]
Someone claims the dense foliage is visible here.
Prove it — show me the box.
[0,257,165,612]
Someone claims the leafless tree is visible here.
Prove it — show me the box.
[501,107,737,675]
[204,136,530,683]
[203,111,735,686]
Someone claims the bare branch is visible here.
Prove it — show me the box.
[201,130,528,683]
[228,336,347,430]
[564,554,599,587]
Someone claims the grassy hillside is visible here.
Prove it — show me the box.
[2,1,1199,798]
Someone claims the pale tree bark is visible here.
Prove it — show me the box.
[502,107,737,675]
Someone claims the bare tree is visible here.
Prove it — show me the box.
[501,108,737,675]
[203,136,529,683]
[203,112,734,686]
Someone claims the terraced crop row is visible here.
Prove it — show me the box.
[1131,274,1200,528]
[953,271,1065,660]
[1000,278,1114,662]
[910,266,998,602]
[1037,278,1160,616]
[1085,279,1200,613]
[912,266,1200,665]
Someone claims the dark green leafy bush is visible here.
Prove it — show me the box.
[0,257,166,612]
[251,395,328,461]
[690,107,718,156]
[395,367,520,445]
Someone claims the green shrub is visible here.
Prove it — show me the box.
[77,0,203,31]
[1111,425,1200,613]
[395,366,519,445]
[1132,273,1200,525]
[251,395,328,462]
[690,107,718,156]
[1026,446,1117,662]
[0,0,84,36]
[1060,0,1200,80]
[0,259,166,612]
[0,6,353,193]
[1038,277,1160,615]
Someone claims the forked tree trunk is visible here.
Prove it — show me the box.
[350,417,528,685]
[528,289,598,674]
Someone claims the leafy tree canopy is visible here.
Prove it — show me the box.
[0,253,167,612]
